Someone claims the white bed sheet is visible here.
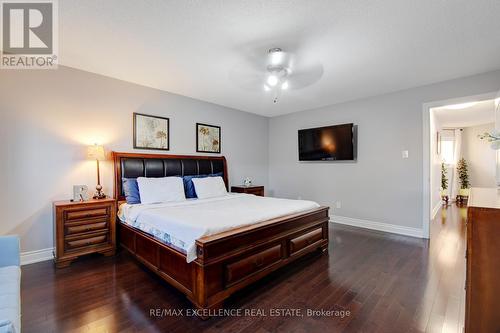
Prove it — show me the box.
[118,193,320,262]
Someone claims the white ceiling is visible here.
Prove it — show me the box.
[58,0,500,117]
[433,99,496,128]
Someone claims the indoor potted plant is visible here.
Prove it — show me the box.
[456,157,470,205]
[441,162,449,204]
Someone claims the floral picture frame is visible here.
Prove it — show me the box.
[196,123,221,153]
[133,113,170,151]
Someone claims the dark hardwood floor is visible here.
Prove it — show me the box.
[21,204,466,333]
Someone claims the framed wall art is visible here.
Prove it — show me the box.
[196,123,221,153]
[133,113,170,151]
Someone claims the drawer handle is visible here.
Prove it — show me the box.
[254,258,264,268]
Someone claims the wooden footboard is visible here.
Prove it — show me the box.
[118,206,330,318]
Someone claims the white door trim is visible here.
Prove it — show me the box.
[421,91,497,239]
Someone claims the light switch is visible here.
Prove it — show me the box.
[402,150,409,159]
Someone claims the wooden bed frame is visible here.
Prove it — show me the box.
[113,152,329,318]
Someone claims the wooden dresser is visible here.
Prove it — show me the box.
[231,185,264,196]
[53,198,116,268]
[465,188,500,333]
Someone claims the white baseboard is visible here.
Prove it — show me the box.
[331,215,424,238]
[432,201,442,220]
[21,247,54,266]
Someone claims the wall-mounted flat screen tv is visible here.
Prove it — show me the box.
[298,123,357,161]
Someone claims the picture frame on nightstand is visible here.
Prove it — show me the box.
[73,185,89,202]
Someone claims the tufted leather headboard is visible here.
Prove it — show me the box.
[113,152,228,202]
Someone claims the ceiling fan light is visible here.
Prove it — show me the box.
[281,81,289,90]
[269,48,284,66]
[267,75,278,87]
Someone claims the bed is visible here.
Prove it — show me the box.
[113,152,329,318]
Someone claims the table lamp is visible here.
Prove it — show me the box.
[87,144,107,199]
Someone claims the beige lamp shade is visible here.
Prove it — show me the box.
[87,144,105,161]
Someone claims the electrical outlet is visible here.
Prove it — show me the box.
[402,150,409,159]
[336,201,341,209]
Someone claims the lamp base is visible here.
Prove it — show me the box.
[93,193,107,199]
[93,184,107,200]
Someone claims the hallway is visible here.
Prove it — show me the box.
[426,203,467,333]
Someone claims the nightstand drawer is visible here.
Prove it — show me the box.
[231,186,264,197]
[65,207,109,221]
[246,188,264,196]
[65,233,108,251]
[66,221,108,235]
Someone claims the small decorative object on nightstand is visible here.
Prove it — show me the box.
[231,185,264,197]
[73,185,89,202]
[53,198,116,268]
[243,177,252,187]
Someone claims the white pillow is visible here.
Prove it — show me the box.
[192,176,228,199]
[137,177,186,204]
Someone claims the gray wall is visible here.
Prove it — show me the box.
[0,66,269,253]
[268,70,500,231]
[462,123,497,187]
[2,66,500,254]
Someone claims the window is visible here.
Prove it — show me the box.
[441,138,455,165]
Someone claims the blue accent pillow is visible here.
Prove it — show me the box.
[123,178,141,204]
[183,172,223,199]
[210,172,223,178]
[183,174,208,199]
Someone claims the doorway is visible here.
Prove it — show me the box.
[422,92,500,238]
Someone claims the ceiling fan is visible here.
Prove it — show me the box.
[229,47,323,104]
[264,48,291,103]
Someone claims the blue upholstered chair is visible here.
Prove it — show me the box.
[0,236,21,333]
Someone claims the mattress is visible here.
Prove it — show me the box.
[118,193,320,262]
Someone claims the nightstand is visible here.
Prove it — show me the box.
[53,198,116,268]
[231,185,264,197]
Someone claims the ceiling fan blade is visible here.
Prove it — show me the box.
[228,65,266,91]
[287,63,324,90]
[235,47,273,72]
[228,41,323,92]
